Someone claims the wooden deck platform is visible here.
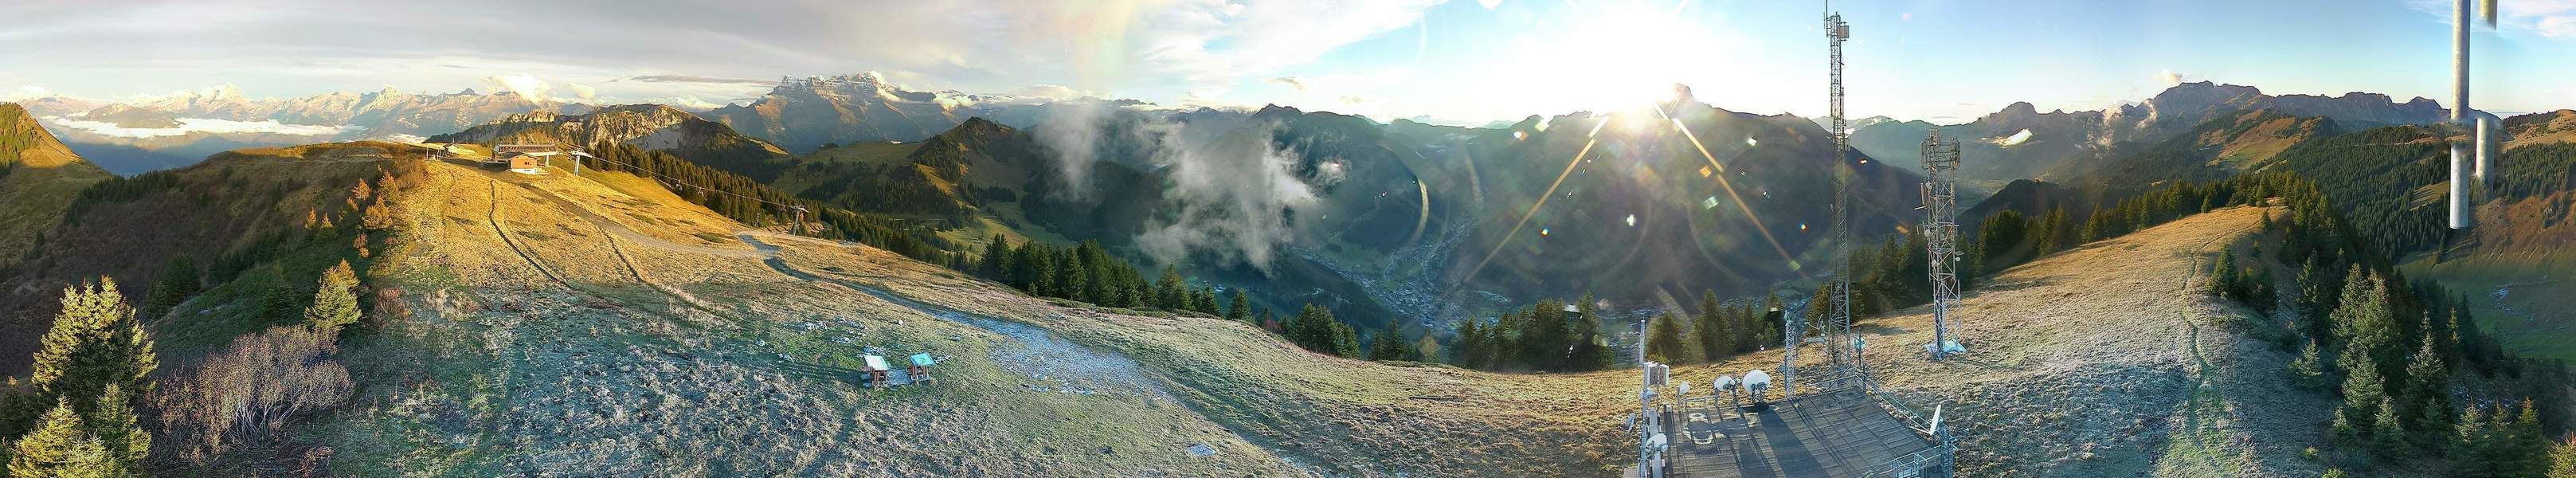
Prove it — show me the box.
[1658,386,1947,477]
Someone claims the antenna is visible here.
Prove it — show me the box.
[1922,128,1963,359]
[1785,0,1862,398]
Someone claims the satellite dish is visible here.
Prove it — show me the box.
[1713,375,1737,392]
[1743,369,1772,387]
[1678,382,1693,397]
[1928,404,1945,437]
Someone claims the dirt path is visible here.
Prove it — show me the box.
[2163,221,2263,476]
[487,178,577,291]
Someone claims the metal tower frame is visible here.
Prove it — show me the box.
[1785,7,1862,398]
[1921,129,1963,359]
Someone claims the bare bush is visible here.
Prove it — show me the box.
[151,326,353,464]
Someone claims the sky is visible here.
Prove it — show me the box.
[2,0,2573,124]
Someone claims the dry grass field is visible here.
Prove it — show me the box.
[284,155,2348,476]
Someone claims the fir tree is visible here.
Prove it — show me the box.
[304,260,363,334]
[1367,323,1408,361]
[1453,319,1489,368]
[25,280,157,421]
[86,384,144,469]
[2339,358,2388,433]
[136,256,200,321]
[978,235,1009,280]
[1227,291,1251,322]
[9,398,87,477]
[2370,397,2405,456]
[2288,339,2327,390]
[2404,322,2453,445]
[1645,312,1687,363]
[1692,290,1728,362]
[2549,434,2576,478]
[1155,267,1184,310]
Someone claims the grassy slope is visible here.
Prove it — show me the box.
[285,154,2342,476]
[2401,190,2576,362]
[0,142,405,376]
[1675,206,2349,477]
[321,157,1643,476]
[2399,118,2576,361]
[0,103,112,266]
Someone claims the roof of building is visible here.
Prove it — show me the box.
[862,355,892,371]
[1660,386,1945,477]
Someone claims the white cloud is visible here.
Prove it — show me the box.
[485,73,550,103]
[1009,84,1089,100]
[2155,69,2185,87]
[6,85,58,100]
[565,83,597,103]
[1991,128,2034,147]
[2410,0,2576,39]
[44,116,348,139]
[655,96,725,111]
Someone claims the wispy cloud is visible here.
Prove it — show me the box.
[615,74,774,86]
[45,116,347,139]
[2409,0,2576,40]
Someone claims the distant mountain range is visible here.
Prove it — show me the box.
[25,85,591,174]
[1849,81,2445,183]
[703,72,1129,154]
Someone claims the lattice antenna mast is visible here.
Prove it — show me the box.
[1921,129,1963,359]
[1787,6,1858,398]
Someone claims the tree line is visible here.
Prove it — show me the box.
[2180,172,2576,476]
[579,142,961,267]
[1444,295,1616,373]
[973,236,1398,360]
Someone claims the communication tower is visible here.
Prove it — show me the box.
[1921,129,1963,359]
[1784,5,1862,398]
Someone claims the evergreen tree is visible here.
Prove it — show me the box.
[1193,288,1219,315]
[304,260,363,334]
[1453,319,1489,368]
[1692,290,1728,362]
[2331,268,2394,386]
[2339,358,2388,435]
[1057,251,1090,303]
[2550,434,2576,478]
[2208,252,2237,299]
[1155,267,1185,310]
[2404,322,2453,445]
[2508,401,2551,477]
[9,398,87,477]
[2296,257,2341,339]
[1227,291,1252,322]
[2456,406,2500,476]
[24,280,156,422]
[136,256,200,321]
[2370,397,2405,456]
[1367,323,1408,361]
[2288,339,2327,390]
[1645,312,1687,363]
[978,235,1009,280]
[1331,320,1361,358]
[85,385,144,470]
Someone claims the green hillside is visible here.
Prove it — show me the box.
[0,103,113,268]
